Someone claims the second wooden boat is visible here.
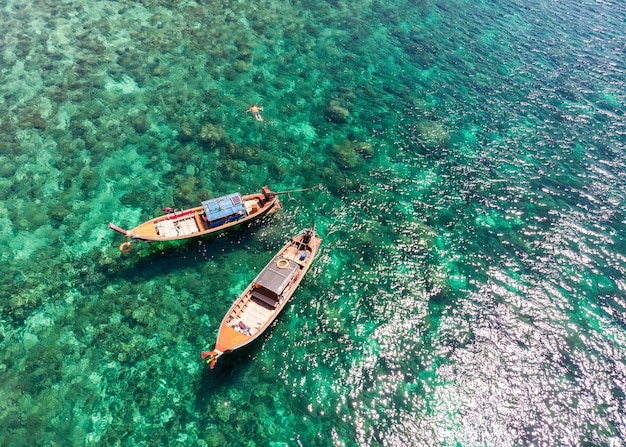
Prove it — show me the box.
[108,186,282,252]
[201,225,322,369]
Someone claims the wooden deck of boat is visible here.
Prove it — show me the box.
[154,214,200,237]
[281,245,306,265]
[239,297,274,334]
[215,293,275,352]
[229,237,316,335]
[147,197,266,239]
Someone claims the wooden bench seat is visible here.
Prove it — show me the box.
[251,290,278,308]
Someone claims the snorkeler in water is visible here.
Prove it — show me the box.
[246,105,264,121]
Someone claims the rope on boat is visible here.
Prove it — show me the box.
[273,184,323,198]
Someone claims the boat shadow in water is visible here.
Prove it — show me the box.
[196,342,259,399]
[102,222,267,283]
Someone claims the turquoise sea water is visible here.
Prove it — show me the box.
[1,0,625,445]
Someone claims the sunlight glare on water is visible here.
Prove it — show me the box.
[0,0,625,445]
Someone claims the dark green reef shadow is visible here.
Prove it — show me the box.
[103,220,270,283]
[195,336,263,407]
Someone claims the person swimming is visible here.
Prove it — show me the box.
[246,105,263,121]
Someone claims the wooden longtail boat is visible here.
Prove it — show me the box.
[108,186,281,252]
[201,225,322,369]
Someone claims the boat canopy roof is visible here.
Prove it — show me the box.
[202,193,246,222]
[256,257,299,297]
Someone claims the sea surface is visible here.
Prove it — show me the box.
[1,0,625,445]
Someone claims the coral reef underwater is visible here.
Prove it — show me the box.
[1,0,626,446]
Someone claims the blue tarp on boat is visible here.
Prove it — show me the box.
[202,193,246,225]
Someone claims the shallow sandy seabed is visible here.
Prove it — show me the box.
[1,0,626,446]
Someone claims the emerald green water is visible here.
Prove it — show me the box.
[1,0,625,445]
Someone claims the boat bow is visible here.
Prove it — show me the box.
[108,222,129,236]
[201,350,223,369]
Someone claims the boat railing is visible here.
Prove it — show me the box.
[166,209,195,220]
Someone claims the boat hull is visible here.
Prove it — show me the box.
[109,189,281,243]
[202,226,322,368]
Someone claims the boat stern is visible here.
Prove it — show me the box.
[262,185,274,197]
[201,350,222,369]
